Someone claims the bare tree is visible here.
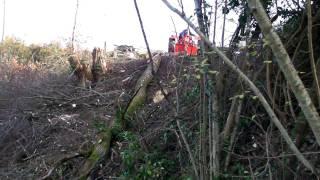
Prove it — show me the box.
[212,0,218,43]
[221,0,227,47]
[1,0,5,42]
[71,0,79,52]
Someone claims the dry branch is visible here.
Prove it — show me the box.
[176,119,199,179]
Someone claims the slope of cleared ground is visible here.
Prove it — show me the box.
[0,56,193,179]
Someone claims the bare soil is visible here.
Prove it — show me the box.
[0,56,192,179]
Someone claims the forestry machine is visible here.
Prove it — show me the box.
[168,29,199,56]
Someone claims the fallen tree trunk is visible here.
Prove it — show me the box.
[77,54,162,179]
[126,54,162,117]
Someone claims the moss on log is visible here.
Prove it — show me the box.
[78,128,112,179]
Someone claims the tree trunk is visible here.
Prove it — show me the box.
[126,54,162,117]
[221,0,227,48]
[212,0,218,44]
[194,0,206,55]
[71,0,79,52]
[1,0,5,42]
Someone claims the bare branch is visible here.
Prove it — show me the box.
[71,0,79,52]
[1,0,5,42]
[176,119,200,179]
[221,0,227,47]
[212,0,218,43]
[133,0,153,66]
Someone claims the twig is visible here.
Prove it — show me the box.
[285,9,306,48]
[248,158,255,180]
[225,150,320,160]
[176,119,199,179]
[170,16,178,38]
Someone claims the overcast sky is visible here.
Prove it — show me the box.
[0,0,237,51]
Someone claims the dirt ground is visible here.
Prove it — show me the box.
[0,56,188,179]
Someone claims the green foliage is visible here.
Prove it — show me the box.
[183,85,200,103]
[221,163,251,180]
[119,131,175,179]
[93,121,109,133]
[179,175,194,180]
[0,37,65,63]
[279,12,303,38]
[228,0,273,13]
[0,36,69,74]
[238,116,251,129]
[0,37,30,63]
